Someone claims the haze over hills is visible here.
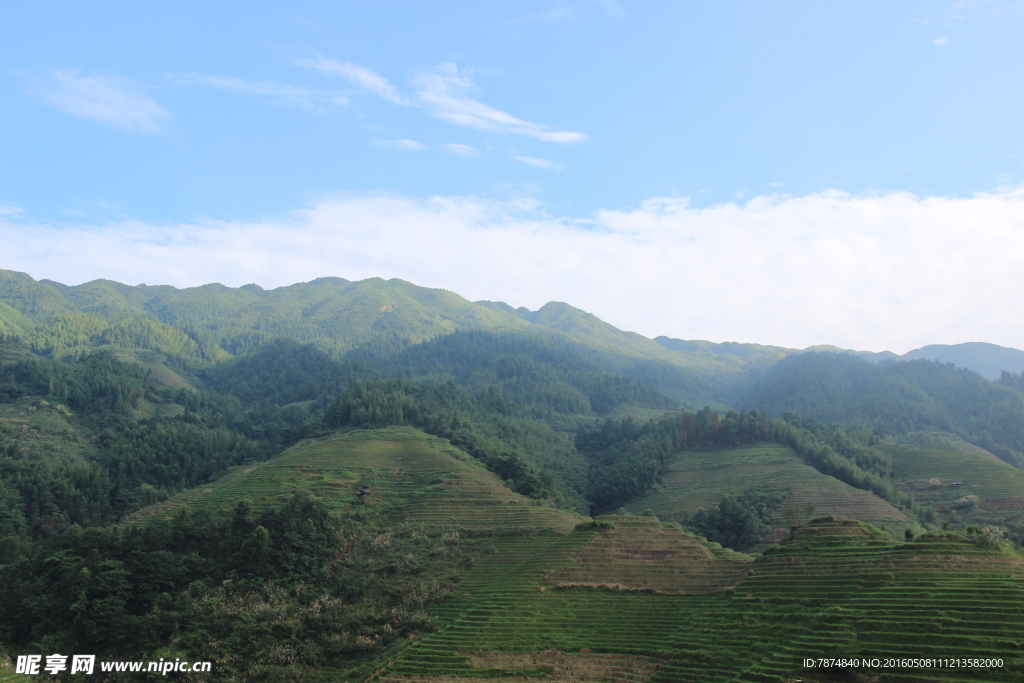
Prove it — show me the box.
[903,341,1024,381]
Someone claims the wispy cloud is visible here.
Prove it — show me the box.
[0,204,23,217]
[442,143,481,157]
[372,138,426,151]
[174,74,348,111]
[292,56,409,105]
[513,155,564,170]
[8,188,1024,352]
[295,56,587,144]
[934,36,949,45]
[414,62,587,143]
[20,69,171,133]
[511,6,575,24]
[592,0,626,18]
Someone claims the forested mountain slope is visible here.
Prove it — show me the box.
[0,270,740,408]
[5,268,1024,413]
[904,341,1024,381]
[744,352,1024,467]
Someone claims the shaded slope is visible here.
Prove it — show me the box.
[745,351,1024,466]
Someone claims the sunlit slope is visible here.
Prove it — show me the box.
[886,442,1024,526]
[130,426,582,532]
[625,444,914,543]
[380,517,1024,683]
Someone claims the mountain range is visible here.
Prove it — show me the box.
[2,268,1022,401]
[3,267,1024,682]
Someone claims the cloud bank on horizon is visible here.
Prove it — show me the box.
[3,187,1022,355]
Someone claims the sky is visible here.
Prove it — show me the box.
[2,0,1024,353]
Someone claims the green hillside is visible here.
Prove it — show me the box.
[746,350,1024,466]
[378,516,1024,682]
[885,443,1024,539]
[130,426,583,533]
[904,341,1024,381]
[624,444,919,546]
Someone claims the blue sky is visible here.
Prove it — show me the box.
[2,1,1024,352]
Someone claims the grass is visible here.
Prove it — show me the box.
[625,445,918,547]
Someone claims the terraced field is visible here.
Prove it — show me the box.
[625,445,917,544]
[545,516,753,593]
[0,659,29,683]
[886,443,1024,526]
[132,426,582,532]
[378,516,1024,683]
[740,518,1024,679]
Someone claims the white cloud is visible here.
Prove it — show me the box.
[175,74,348,111]
[414,62,587,143]
[934,36,949,45]
[296,57,587,144]
[23,69,171,133]
[4,188,1024,353]
[511,7,575,24]
[372,138,427,151]
[0,204,23,217]
[292,56,408,105]
[513,155,564,170]
[442,143,481,157]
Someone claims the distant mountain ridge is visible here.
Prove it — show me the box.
[2,268,1022,402]
[903,341,1024,381]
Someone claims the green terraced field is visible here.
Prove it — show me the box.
[378,517,1024,683]
[0,661,30,683]
[886,443,1024,526]
[544,516,753,593]
[131,426,583,533]
[625,445,918,545]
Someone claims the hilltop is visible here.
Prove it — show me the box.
[129,426,583,534]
